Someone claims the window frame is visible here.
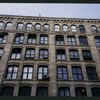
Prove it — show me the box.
[40,34,48,44]
[56,35,64,45]
[39,49,48,59]
[79,25,86,33]
[79,36,88,46]
[67,36,76,45]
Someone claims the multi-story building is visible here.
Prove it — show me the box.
[0,14,100,96]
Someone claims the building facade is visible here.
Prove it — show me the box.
[0,14,100,96]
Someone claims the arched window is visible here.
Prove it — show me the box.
[36,86,48,96]
[26,23,32,31]
[18,86,31,96]
[91,25,98,32]
[6,22,13,30]
[35,23,41,30]
[57,66,68,80]
[56,35,64,45]
[43,24,49,31]
[75,87,87,96]
[58,87,70,96]
[79,25,86,33]
[56,49,66,60]
[62,25,68,32]
[17,22,24,30]
[71,25,77,32]
[54,24,60,31]
[0,21,4,29]
[91,87,100,96]
[0,86,14,96]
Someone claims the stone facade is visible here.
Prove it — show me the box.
[0,14,100,96]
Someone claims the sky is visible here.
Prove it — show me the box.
[0,3,99,19]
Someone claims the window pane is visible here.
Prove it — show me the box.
[23,73,27,79]
[28,73,32,79]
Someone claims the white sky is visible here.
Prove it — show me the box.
[0,3,100,19]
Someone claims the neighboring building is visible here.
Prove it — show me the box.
[0,14,100,96]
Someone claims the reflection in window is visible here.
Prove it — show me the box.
[57,66,68,80]
[91,25,98,32]
[5,65,18,79]
[62,25,68,32]
[43,24,49,31]
[71,25,77,32]
[17,23,24,30]
[39,49,48,59]
[67,35,76,45]
[0,21,4,29]
[40,34,48,44]
[27,34,36,44]
[0,33,8,44]
[6,22,13,30]
[79,25,86,33]
[72,66,83,80]
[79,36,88,45]
[38,65,48,80]
[56,35,64,45]
[95,36,100,46]
[35,23,41,30]
[0,48,3,59]
[14,33,24,44]
[10,48,21,59]
[26,23,32,31]
[22,65,33,79]
[91,87,100,96]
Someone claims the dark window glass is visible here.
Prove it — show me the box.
[72,67,83,80]
[82,50,92,60]
[56,35,64,45]
[39,49,48,59]
[0,86,14,96]
[95,36,100,46]
[0,34,8,44]
[38,66,48,80]
[57,66,68,80]
[22,65,33,79]
[40,35,48,44]
[86,67,98,80]
[25,48,35,59]
[69,50,79,60]
[27,34,36,44]
[79,36,88,45]
[5,65,18,79]
[56,49,66,60]
[67,36,76,45]
[75,87,87,96]
[10,48,21,59]
[36,86,48,96]
[58,87,70,96]
[91,87,100,96]
[18,86,31,96]
[79,25,86,33]
[14,33,24,44]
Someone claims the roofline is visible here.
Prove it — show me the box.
[0,14,100,20]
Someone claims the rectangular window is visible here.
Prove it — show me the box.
[82,50,92,60]
[67,36,76,45]
[10,48,21,59]
[0,34,8,43]
[22,66,33,79]
[69,50,79,60]
[27,34,36,44]
[40,35,48,44]
[39,49,48,59]
[86,67,98,80]
[79,37,88,45]
[25,49,35,59]
[57,67,68,80]
[72,67,83,80]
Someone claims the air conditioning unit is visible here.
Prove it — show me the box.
[42,75,49,80]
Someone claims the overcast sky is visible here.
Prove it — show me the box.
[0,3,99,19]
